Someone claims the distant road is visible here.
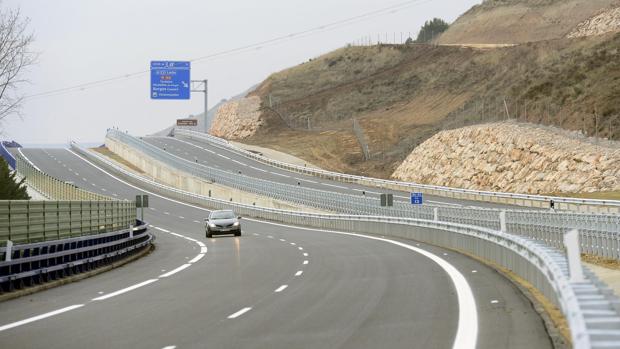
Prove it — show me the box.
[146,135,520,210]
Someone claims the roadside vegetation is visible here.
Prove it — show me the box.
[0,157,29,200]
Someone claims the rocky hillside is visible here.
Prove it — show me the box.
[392,122,620,195]
[209,96,262,139]
[438,0,620,44]
[567,6,620,38]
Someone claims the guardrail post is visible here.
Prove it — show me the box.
[564,229,585,283]
[5,240,12,262]
[499,210,506,233]
[433,207,438,221]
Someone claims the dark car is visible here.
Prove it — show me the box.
[205,210,241,238]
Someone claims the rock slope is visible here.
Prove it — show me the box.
[567,6,620,38]
[208,96,262,139]
[392,122,620,194]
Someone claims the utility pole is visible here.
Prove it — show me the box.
[191,79,208,133]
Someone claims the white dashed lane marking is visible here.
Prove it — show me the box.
[228,307,252,319]
[274,285,288,293]
[92,279,158,301]
[0,305,85,332]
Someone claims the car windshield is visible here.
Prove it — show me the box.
[211,211,235,220]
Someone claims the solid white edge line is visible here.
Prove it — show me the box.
[17,148,42,172]
[228,307,252,319]
[67,148,478,347]
[92,279,158,301]
[0,304,85,332]
[159,264,191,278]
[274,285,288,293]
[188,253,205,264]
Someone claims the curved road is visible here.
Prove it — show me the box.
[0,148,552,349]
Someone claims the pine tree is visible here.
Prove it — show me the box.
[415,18,449,43]
[0,157,30,200]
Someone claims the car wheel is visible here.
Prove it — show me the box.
[206,229,213,238]
[234,230,241,237]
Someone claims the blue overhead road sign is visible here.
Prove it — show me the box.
[150,61,190,100]
[410,192,423,205]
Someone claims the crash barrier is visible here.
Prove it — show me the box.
[174,128,620,214]
[0,221,151,293]
[74,144,620,348]
[15,150,113,201]
[0,142,16,169]
[102,133,620,261]
[0,200,136,246]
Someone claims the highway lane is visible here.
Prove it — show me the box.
[147,135,522,210]
[0,148,553,348]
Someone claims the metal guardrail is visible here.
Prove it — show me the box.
[0,200,136,246]
[0,142,16,169]
[106,130,620,261]
[173,128,620,213]
[74,143,620,348]
[15,150,113,201]
[0,221,151,293]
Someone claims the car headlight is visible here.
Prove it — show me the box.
[233,222,240,227]
[208,223,216,228]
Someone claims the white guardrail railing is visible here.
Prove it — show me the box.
[173,128,620,214]
[72,142,620,348]
[107,130,620,262]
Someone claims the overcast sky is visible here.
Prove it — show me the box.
[2,0,480,145]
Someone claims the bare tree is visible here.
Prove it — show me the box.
[0,5,35,124]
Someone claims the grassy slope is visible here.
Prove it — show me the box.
[243,32,620,179]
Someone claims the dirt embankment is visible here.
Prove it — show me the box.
[392,121,620,195]
[438,0,620,44]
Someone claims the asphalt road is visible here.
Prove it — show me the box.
[145,136,520,210]
[0,148,552,349]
